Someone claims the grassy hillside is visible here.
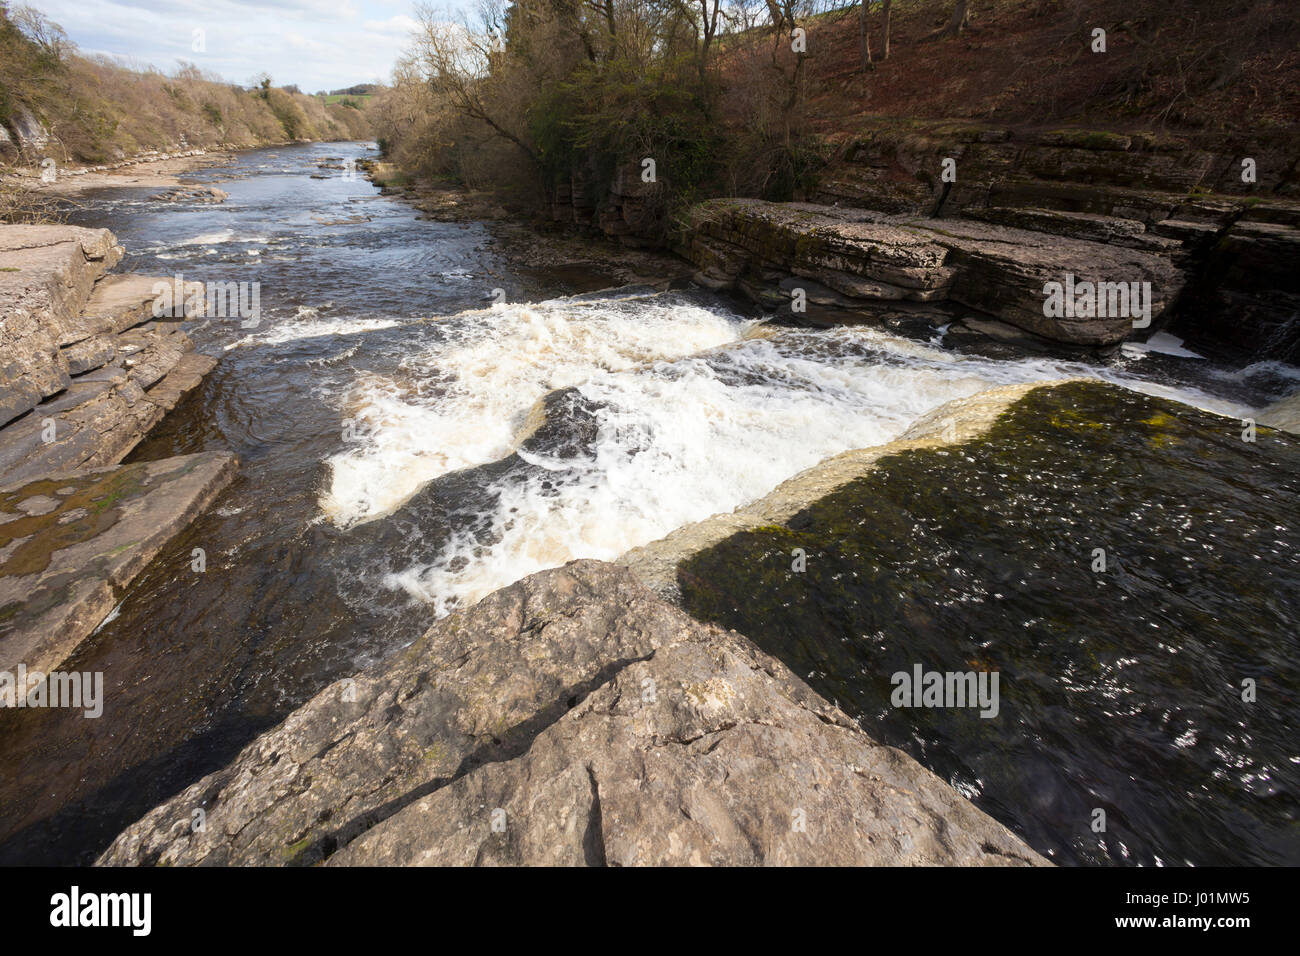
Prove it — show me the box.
[322,94,373,108]
[0,3,374,167]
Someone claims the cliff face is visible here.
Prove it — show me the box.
[97,559,1044,867]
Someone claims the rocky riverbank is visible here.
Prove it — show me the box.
[542,122,1300,364]
[98,557,1045,866]
[4,148,233,198]
[0,223,229,677]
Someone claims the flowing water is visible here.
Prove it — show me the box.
[0,142,1294,864]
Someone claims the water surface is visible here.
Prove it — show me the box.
[0,143,1293,864]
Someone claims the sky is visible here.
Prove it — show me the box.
[26,0,440,92]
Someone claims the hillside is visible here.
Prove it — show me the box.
[0,4,373,168]
[791,0,1299,146]
[371,0,1300,220]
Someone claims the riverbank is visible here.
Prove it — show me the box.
[11,148,234,197]
[0,222,229,678]
[369,112,1300,368]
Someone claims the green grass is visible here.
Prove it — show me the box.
[322,94,371,108]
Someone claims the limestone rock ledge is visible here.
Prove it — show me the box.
[0,223,231,677]
[677,199,1184,347]
[0,224,213,486]
[621,381,1057,603]
[0,451,238,677]
[97,560,1046,867]
[667,121,1300,360]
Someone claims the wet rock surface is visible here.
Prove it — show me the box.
[671,381,1300,865]
[150,184,229,204]
[0,451,237,677]
[97,560,1044,867]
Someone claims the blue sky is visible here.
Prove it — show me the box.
[28,0,440,91]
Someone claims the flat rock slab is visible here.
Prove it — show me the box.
[0,343,215,487]
[678,200,1185,345]
[0,451,238,678]
[97,560,1045,867]
[65,274,205,345]
[905,217,1185,344]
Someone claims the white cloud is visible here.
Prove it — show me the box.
[364,14,420,35]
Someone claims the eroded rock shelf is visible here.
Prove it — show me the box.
[0,223,227,677]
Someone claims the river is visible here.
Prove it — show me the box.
[0,141,1294,865]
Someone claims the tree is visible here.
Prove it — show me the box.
[858,1,873,71]
[932,0,970,39]
[409,3,541,166]
[10,4,72,60]
[881,0,892,59]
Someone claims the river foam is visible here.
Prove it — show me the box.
[321,294,755,526]
[320,291,1266,617]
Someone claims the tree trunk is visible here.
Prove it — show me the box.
[766,0,784,29]
[939,0,970,38]
[859,0,874,71]
[882,0,893,59]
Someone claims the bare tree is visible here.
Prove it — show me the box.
[881,0,892,59]
[410,3,541,165]
[858,1,873,71]
[668,0,724,81]
[10,4,73,60]
[932,0,970,39]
